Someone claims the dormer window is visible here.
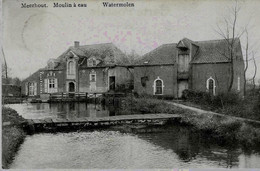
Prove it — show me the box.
[177,40,188,51]
[48,62,54,70]
[88,58,97,67]
[93,59,96,66]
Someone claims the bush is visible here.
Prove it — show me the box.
[121,96,186,114]
[253,91,260,114]
[182,89,241,110]
[216,119,242,141]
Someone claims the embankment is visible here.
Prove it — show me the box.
[121,96,260,149]
[2,107,27,169]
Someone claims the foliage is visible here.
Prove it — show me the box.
[121,96,186,115]
[182,89,260,120]
[2,107,26,169]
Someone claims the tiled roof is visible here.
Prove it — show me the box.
[191,38,240,64]
[55,43,129,68]
[135,38,241,65]
[134,43,177,65]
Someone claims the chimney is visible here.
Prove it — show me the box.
[74,41,79,47]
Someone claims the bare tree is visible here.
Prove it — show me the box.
[1,48,9,83]
[243,29,249,95]
[214,0,245,92]
[252,52,257,91]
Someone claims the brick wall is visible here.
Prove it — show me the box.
[134,65,177,97]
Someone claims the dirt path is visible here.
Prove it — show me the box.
[166,101,260,125]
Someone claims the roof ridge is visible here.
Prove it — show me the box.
[70,42,114,48]
[195,37,239,43]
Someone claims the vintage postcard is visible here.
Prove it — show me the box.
[1,0,260,170]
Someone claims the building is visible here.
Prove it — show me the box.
[21,42,133,97]
[133,38,245,98]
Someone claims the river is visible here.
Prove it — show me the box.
[6,103,260,169]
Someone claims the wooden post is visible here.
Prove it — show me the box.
[94,93,96,104]
[113,93,115,106]
[85,92,88,103]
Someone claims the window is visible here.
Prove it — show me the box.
[49,79,55,88]
[153,77,164,95]
[48,62,54,70]
[141,76,148,87]
[29,82,34,95]
[206,77,216,95]
[28,82,37,96]
[90,74,96,82]
[88,58,97,67]
[93,59,96,66]
[44,78,58,93]
[68,61,75,75]
[155,80,162,94]
[178,54,189,72]
[238,77,240,91]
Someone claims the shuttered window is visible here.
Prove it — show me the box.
[178,54,189,72]
[27,82,37,96]
[44,78,58,93]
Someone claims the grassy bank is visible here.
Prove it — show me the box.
[121,96,260,149]
[2,107,26,169]
[120,96,188,115]
[182,89,260,121]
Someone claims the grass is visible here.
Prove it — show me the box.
[121,96,260,149]
[2,107,26,169]
[120,96,187,115]
[182,89,260,121]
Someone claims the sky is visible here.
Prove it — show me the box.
[2,0,260,81]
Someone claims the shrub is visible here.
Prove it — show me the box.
[253,91,260,114]
[216,119,242,141]
[121,96,185,114]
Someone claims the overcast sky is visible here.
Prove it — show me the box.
[2,0,260,81]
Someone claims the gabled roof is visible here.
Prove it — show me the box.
[134,43,177,66]
[135,38,241,66]
[191,38,240,64]
[51,43,129,69]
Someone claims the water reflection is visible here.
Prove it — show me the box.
[10,129,260,169]
[6,103,120,120]
[6,103,260,169]
[136,126,243,168]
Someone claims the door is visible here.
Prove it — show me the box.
[69,82,75,92]
[109,76,115,91]
[90,74,96,92]
[178,80,188,98]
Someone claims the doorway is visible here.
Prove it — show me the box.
[109,76,115,91]
[69,82,75,92]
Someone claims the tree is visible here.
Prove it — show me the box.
[215,0,244,92]
[252,52,257,91]
[11,77,22,86]
[1,48,11,84]
[243,29,249,96]
[126,50,141,64]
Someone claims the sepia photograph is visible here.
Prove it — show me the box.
[1,0,260,169]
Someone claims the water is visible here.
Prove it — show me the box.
[6,103,260,169]
[6,102,119,120]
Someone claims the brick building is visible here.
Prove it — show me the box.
[21,42,133,97]
[133,38,245,98]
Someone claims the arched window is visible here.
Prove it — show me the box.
[68,61,75,75]
[153,77,164,95]
[206,77,216,95]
